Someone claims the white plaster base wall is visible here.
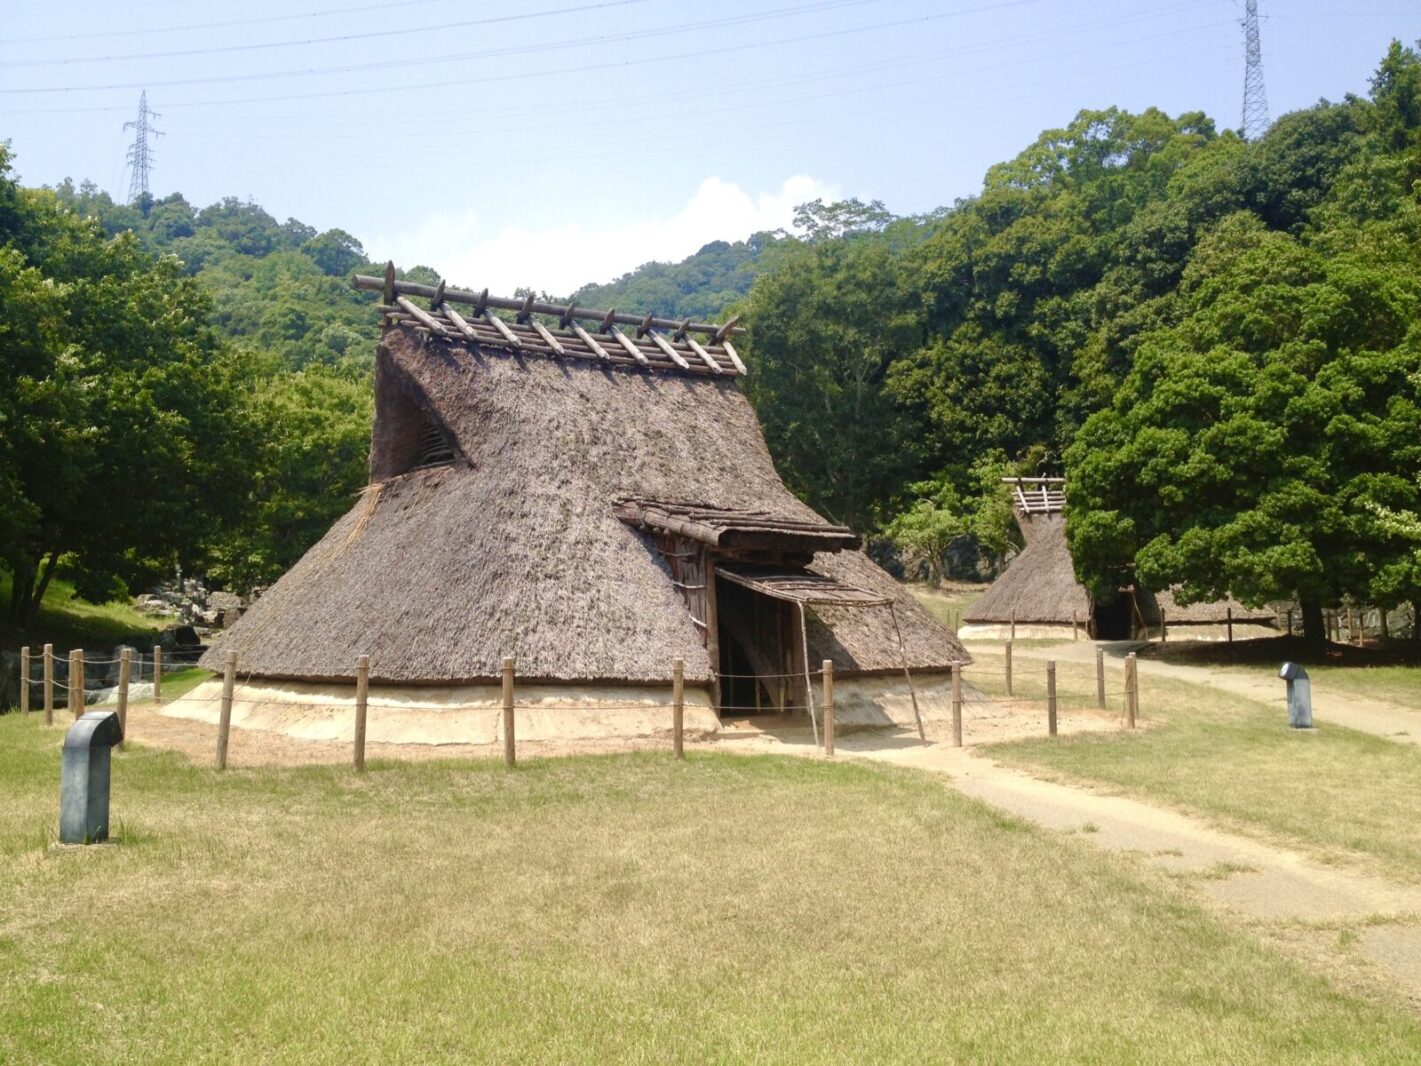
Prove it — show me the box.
[162,678,720,746]
[829,674,955,729]
[958,623,1080,642]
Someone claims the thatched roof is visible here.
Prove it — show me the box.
[963,514,1090,625]
[206,318,965,685]
[1145,589,1276,625]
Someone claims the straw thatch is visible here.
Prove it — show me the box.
[962,514,1090,626]
[1144,589,1276,626]
[206,323,966,684]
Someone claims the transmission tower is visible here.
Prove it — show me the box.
[124,91,162,207]
[1240,0,1270,141]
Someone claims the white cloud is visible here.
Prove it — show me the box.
[369,174,837,296]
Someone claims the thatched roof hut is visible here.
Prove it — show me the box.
[962,479,1275,640]
[191,268,967,744]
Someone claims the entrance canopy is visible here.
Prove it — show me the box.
[717,567,891,606]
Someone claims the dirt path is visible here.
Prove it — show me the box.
[985,639,1421,745]
[735,726,1421,1002]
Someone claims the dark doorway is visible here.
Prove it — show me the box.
[715,574,802,717]
[1092,594,1134,640]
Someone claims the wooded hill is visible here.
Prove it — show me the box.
[2,40,1417,637]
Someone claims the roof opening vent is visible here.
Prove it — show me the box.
[410,409,455,471]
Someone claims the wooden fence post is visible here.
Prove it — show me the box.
[951,660,963,748]
[1286,608,1293,637]
[1380,607,1390,641]
[117,648,131,751]
[501,656,516,768]
[153,646,163,702]
[1160,607,1168,643]
[43,644,53,725]
[215,650,236,770]
[1046,660,1057,737]
[673,658,685,760]
[1005,640,1014,697]
[822,659,834,757]
[1072,609,1079,641]
[1010,609,1017,642]
[1126,652,1138,730]
[1226,606,1234,644]
[354,654,369,772]
[69,649,83,719]
[19,647,29,714]
[1096,647,1106,710]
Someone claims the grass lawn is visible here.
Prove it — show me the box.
[0,571,164,655]
[909,581,986,630]
[3,716,1420,1063]
[978,652,1421,882]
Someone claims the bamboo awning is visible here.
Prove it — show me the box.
[615,499,861,553]
[716,567,891,606]
[356,264,746,378]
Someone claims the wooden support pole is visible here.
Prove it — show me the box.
[1381,607,1390,641]
[1226,606,1234,644]
[116,648,131,751]
[42,644,53,726]
[1005,640,1014,697]
[951,660,963,748]
[153,646,163,702]
[822,660,835,758]
[1072,609,1079,641]
[19,647,29,714]
[354,655,370,772]
[1286,608,1293,637]
[501,656,516,768]
[672,658,685,760]
[887,603,925,743]
[1047,660,1058,737]
[1126,652,1138,729]
[1010,609,1017,642]
[215,651,236,771]
[1096,647,1106,710]
[69,649,83,719]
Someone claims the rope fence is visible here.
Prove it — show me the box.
[11,642,1143,768]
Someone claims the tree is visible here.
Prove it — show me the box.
[0,155,253,623]
[1066,214,1421,640]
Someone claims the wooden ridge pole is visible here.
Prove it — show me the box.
[672,658,685,760]
[1096,647,1106,710]
[116,648,131,751]
[822,660,834,758]
[1126,653,1138,730]
[19,647,29,714]
[951,660,963,748]
[215,651,236,771]
[502,656,516,768]
[42,644,53,725]
[354,655,370,772]
[1047,660,1058,738]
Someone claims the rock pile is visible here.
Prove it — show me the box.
[134,575,255,637]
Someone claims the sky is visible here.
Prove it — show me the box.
[1,1,1417,295]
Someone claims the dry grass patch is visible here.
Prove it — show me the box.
[2,714,1418,1063]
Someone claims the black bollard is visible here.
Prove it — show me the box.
[60,711,124,844]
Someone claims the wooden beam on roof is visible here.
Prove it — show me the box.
[673,318,692,341]
[441,302,479,341]
[636,312,655,339]
[431,279,446,308]
[598,308,617,334]
[684,335,725,374]
[382,261,396,304]
[483,309,523,349]
[559,302,578,327]
[721,340,748,375]
[712,315,741,345]
[354,274,744,338]
[474,288,489,314]
[570,322,613,361]
[517,293,535,322]
[608,325,651,367]
[647,330,693,371]
[528,318,567,355]
[395,295,448,335]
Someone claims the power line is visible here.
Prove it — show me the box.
[1,0,617,45]
[123,91,162,206]
[0,0,1047,101]
[3,0,653,67]
[1240,0,1269,140]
